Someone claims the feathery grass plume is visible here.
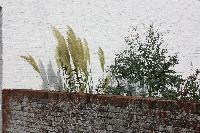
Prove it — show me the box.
[52,26,72,75]
[98,47,105,72]
[56,69,63,91]
[67,26,80,71]
[67,26,86,91]
[47,61,58,88]
[21,55,40,74]
[67,27,88,78]
[52,26,93,92]
[83,39,90,64]
[104,72,111,94]
[39,59,49,90]
[81,40,90,79]
[77,38,85,70]
[78,38,89,79]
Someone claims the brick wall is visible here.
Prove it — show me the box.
[2,89,200,133]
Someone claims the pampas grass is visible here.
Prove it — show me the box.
[21,55,40,74]
[21,26,106,94]
[98,47,105,72]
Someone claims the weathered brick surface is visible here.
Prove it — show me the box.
[2,89,200,133]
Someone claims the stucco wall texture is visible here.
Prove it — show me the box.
[2,89,200,132]
[0,0,200,89]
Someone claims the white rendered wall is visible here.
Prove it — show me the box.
[0,0,200,89]
[0,6,2,89]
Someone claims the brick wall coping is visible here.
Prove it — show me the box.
[2,89,200,114]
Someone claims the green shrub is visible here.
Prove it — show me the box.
[109,24,181,97]
[178,69,200,101]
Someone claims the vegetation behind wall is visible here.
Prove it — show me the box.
[21,24,200,102]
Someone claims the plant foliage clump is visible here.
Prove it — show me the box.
[21,24,200,102]
[21,26,108,94]
[53,26,92,93]
[109,24,181,97]
[177,69,200,101]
